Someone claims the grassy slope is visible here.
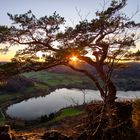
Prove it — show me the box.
[34,107,85,128]
[22,71,93,87]
[0,94,15,105]
[54,107,84,121]
[0,67,140,127]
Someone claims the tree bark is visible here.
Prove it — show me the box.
[96,65,117,127]
[105,80,117,104]
[67,63,117,127]
[96,65,117,103]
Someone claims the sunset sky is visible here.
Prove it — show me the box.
[0,0,140,61]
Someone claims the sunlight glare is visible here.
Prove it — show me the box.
[70,56,78,62]
[36,51,43,58]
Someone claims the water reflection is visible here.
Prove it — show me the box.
[6,88,140,120]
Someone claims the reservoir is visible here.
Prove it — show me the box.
[6,88,140,120]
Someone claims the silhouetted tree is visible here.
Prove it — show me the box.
[125,50,140,60]
[0,0,140,128]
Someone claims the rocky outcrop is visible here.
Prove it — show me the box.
[0,125,11,140]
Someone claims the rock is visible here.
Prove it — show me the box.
[0,125,11,140]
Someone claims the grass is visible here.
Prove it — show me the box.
[22,71,92,87]
[54,107,84,121]
[0,93,17,106]
[32,107,85,128]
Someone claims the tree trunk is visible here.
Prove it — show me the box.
[96,65,117,103]
[102,80,117,127]
[105,80,117,104]
[96,65,117,127]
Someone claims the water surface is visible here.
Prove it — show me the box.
[6,88,140,120]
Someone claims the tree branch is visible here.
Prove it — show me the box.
[9,38,59,52]
[65,63,105,100]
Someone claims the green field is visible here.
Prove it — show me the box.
[54,107,84,121]
[22,71,93,87]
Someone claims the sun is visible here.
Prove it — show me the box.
[70,56,78,62]
[36,51,43,58]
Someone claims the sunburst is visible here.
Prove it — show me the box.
[70,56,78,62]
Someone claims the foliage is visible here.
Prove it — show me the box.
[125,50,140,60]
[40,115,49,122]
[0,62,19,80]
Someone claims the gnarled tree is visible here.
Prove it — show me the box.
[0,0,140,129]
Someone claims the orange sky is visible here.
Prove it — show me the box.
[0,44,26,62]
[0,42,140,62]
[0,0,140,62]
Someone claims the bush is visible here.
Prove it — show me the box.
[40,115,48,122]
[48,113,55,120]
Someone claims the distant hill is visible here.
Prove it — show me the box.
[47,62,140,91]
[0,62,140,92]
[47,62,140,78]
[112,62,140,91]
[47,63,96,75]
[113,62,140,79]
[47,65,81,74]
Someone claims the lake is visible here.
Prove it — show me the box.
[6,88,140,120]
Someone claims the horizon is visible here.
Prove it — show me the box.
[0,0,140,61]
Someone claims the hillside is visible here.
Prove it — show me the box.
[44,62,140,91]
[0,62,140,139]
[1,62,140,93]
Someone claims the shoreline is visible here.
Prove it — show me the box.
[1,83,140,127]
[1,84,95,124]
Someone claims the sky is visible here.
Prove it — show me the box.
[0,0,140,61]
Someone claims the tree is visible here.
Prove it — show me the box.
[0,0,140,128]
[124,50,140,60]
